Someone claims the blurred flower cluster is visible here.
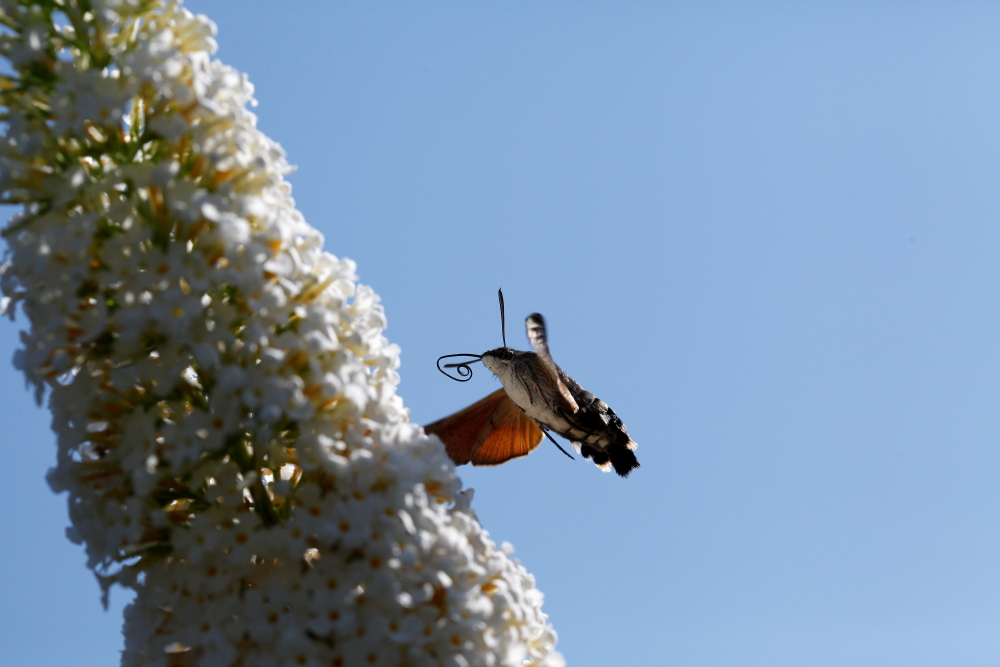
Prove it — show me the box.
[0,1,562,665]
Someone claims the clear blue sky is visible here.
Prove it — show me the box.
[2,3,999,665]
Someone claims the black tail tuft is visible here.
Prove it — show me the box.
[581,442,640,478]
[609,443,639,478]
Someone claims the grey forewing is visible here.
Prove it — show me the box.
[552,368,631,447]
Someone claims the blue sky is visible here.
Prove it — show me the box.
[2,3,999,665]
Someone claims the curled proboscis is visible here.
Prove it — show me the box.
[436,353,483,382]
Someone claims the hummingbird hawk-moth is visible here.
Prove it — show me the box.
[424,290,639,477]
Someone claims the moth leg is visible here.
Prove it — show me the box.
[541,428,575,460]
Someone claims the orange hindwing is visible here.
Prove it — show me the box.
[425,388,543,467]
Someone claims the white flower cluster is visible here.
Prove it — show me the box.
[0,2,563,665]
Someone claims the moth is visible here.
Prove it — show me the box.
[424,290,639,477]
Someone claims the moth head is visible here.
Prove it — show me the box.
[481,346,515,377]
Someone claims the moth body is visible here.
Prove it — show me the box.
[426,293,640,478]
[482,347,638,477]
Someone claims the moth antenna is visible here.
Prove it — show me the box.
[436,353,483,382]
[542,429,575,460]
[498,288,507,348]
